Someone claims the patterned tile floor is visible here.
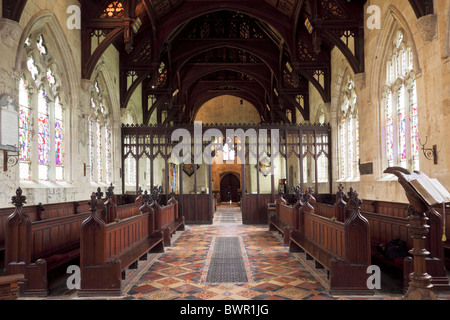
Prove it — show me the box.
[28,205,450,301]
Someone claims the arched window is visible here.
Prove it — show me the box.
[19,34,66,182]
[19,76,32,181]
[383,30,419,171]
[89,78,112,184]
[38,87,50,181]
[338,76,359,180]
[55,96,65,181]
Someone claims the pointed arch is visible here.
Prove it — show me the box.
[369,5,422,103]
[15,10,79,183]
[369,5,421,176]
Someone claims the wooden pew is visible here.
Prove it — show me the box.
[4,188,93,296]
[289,189,373,295]
[312,186,346,222]
[153,195,185,247]
[1,201,83,254]
[342,191,449,292]
[434,204,450,269]
[269,195,299,245]
[79,193,164,297]
[0,274,24,300]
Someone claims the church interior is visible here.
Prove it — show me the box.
[0,0,449,304]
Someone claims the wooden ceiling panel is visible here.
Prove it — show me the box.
[265,0,296,17]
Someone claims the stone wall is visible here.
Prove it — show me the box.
[329,0,450,203]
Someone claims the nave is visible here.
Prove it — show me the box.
[21,205,450,301]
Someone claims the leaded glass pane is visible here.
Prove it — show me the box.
[410,79,419,171]
[385,90,394,167]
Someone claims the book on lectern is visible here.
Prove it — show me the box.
[409,175,450,206]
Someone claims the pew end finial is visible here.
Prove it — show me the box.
[12,188,26,207]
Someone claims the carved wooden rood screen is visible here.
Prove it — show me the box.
[122,123,331,225]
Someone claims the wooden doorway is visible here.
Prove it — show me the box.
[220,173,240,203]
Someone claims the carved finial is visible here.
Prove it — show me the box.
[95,187,104,200]
[347,186,354,200]
[303,191,312,204]
[12,188,26,207]
[336,183,345,199]
[88,192,98,212]
[106,183,115,199]
[142,190,151,204]
[291,186,302,201]
[136,186,143,196]
[151,185,163,203]
[349,188,362,210]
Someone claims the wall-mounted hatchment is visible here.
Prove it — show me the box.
[0,94,19,152]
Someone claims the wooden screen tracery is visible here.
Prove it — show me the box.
[122,123,331,224]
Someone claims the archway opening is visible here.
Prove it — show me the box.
[220,173,241,204]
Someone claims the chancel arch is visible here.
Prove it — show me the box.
[194,95,261,125]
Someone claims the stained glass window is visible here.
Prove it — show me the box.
[385,90,394,167]
[38,87,49,181]
[105,126,112,184]
[101,1,125,19]
[47,68,56,88]
[410,79,419,171]
[384,30,419,171]
[27,55,39,80]
[338,77,359,180]
[55,96,64,181]
[317,134,329,183]
[20,31,70,183]
[19,76,32,181]
[89,118,95,182]
[96,122,103,182]
[37,34,47,55]
[89,78,112,183]
[339,118,346,179]
[302,137,308,184]
[318,153,328,183]
[397,85,407,168]
[347,113,354,178]
[223,137,235,162]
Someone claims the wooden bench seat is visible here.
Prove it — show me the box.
[79,194,165,297]
[269,196,296,245]
[153,196,184,246]
[5,207,91,296]
[290,231,334,271]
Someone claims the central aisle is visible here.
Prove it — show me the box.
[120,206,393,300]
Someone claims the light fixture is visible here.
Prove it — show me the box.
[419,136,438,164]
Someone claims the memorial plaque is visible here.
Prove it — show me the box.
[0,94,19,151]
[359,162,373,175]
